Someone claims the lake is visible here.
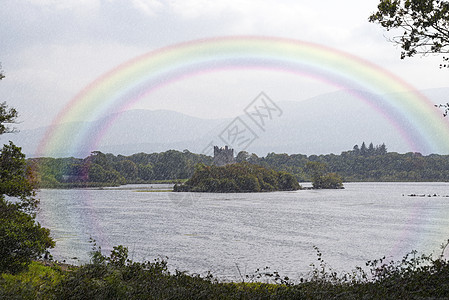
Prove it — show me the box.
[36,182,449,281]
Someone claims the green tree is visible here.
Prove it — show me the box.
[316,173,344,189]
[369,0,449,67]
[277,171,301,191]
[306,161,344,189]
[360,142,368,156]
[0,142,37,212]
[0,200,53,274]
[115,160,138,181]
[87,151,114,170]
[237,175,261,192]
[138,163,154,181]
[368,142,375,156]
[377,143,388,155]
[0,69,54,274]
[88,163,124,184]
[248,153,260,164]
[217,178,240,192]
[306,161,327,179]
[152,150,190,179]
[236,151,250,163]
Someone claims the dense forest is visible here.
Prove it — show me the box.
[174,162,301,192]
[255,142,449,182]
[31,150,212,188]
[30,142,449,188]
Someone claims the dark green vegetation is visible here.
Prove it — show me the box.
[31,142,449,188]
[251,142,449,182]
[0,70,54,275]
[32,150,212,188]
[233,142,449,182]
[305,161,344,189]
[369,0,449,68]
[2,243,449,299]
[0,197,54,274]
[174,162,301,192]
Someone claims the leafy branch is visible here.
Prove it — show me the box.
[369,0,449,67]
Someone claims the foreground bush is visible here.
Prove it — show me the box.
[50,244,300,299]
[0,261,63,299]
[2,243,449,299]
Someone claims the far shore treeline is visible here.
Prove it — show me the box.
[30,142,449,188]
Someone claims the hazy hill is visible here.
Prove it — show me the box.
[3,88,449,157]
[0,109,228,157]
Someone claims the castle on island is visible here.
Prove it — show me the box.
[213,145,235,166]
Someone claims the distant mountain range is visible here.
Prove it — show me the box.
[3,88,449,158]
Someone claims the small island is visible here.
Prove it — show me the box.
[174,146,301,193]
[174,162,301,192]
[173,146,345,192]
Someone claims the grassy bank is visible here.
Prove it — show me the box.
[2,244,449,299]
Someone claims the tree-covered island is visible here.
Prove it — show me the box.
[174,162,301,192]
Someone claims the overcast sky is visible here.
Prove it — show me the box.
[1,0,447,130]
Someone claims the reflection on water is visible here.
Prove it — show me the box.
[36,182,449,281]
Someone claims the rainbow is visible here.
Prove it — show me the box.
[37,36,449,157]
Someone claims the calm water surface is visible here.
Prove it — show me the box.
[36,182,449,281]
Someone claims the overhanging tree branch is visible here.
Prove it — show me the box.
[369,0,449,66]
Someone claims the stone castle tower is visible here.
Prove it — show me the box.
[213,146,235,166]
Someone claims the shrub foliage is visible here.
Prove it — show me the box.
[3,242,449,299]
[174,162,301,192]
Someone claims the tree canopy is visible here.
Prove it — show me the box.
[174,162,301,193]
[305,161,344,189]
[0,69,54,274]
[32,149,213,188]
[369,0,449,68]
